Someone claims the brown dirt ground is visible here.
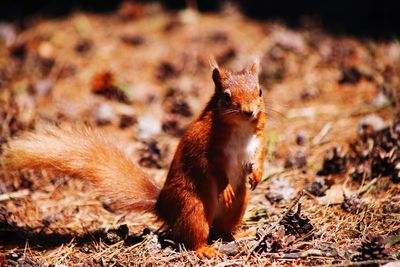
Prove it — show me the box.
[0,2,399,266]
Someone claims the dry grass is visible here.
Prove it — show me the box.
[1,2,399,266]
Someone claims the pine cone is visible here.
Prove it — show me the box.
[341,194,367,214]
[163,88,192,117]
[318,146,348,175]
[138,140,163,169]
[91,71,129,103]
[381,195,400,214]
[346,119,400,183]
[281,203,314,237]
[304,177,328,196]
[255,225,295,253]
[352,235,389,261]
[350,164,371,181]
[392,158,400,182]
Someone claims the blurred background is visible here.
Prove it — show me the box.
[0,1,399,266]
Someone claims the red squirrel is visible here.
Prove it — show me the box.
[3,59,266,258]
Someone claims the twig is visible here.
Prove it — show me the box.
[311,123,332,147]
[277,191,305,224]
[0,189,30,202]
[347,104,392,118]
[356,178,377,195]
[390,236,400,246]
[329,259,393,267]
[262,169,289,183]
[326,103,391,121]
[282,248,332,259]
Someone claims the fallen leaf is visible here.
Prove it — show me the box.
[317,184,344,205]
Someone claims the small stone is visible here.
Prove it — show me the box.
[341,194,368,214]
[300,87,320,101]
[119,114,137,129]
[0,22,16,46]
[105,224,129,244]
[372,91,390,107]
[304,177,328,197]
[93,103,116,126]
[359,114,385,132]
[38,42,55,60]
[137,115,161,140]
[220,241,240,256]
[75,39,92,54]
[34,79,53,96]
[266,177,296,203]
[121,34,145,46]
[178,8,199,25]
[296,131,307,146]
[284,149,307,169]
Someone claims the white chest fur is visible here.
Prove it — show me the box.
[224,124,258,191]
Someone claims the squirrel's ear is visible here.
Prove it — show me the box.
[212,67,226,91]
[249,57,260,75]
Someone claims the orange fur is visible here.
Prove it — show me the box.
[157,60,266,255]
[2,60,266,258]
[2,125,160,212]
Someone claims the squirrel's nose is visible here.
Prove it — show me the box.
[243,110,253,117]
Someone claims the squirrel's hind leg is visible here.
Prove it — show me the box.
[170,196,219,258]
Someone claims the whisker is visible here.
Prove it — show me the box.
[222,109,239,115]
[263,96,290,109]
[262,108,287,120]
[223,111,237,116]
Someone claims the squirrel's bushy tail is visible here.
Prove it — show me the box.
[2,125,160,213]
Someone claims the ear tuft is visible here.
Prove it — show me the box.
[209,56,218,70]
[250,57,260,75]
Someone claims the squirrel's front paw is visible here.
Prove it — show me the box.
[249,166,262,190]
[220,184,235,208]
[245,161,254,174]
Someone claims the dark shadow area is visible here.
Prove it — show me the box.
[0,220,142,248]
[0,0,123,21]
[237,0,400,39]
[0,0,399,39]
[160,0,222,11]
[0,213,174,250]
[0,0,219,20]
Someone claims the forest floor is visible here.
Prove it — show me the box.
[0,2,399,266]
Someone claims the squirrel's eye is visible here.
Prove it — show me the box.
[259,89,262,97]
[223,92,231,104]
